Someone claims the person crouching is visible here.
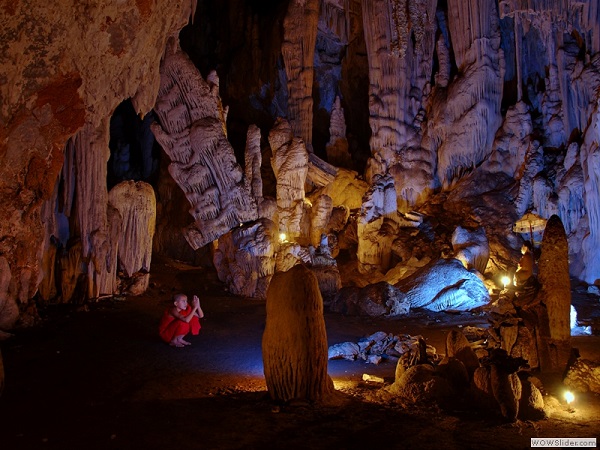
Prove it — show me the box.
[159,294,204,347]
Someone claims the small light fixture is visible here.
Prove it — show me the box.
[501,275,511,289]
[564,390,575,405]
[279,233,287,243]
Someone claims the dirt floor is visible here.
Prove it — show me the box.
[0,256,599,450]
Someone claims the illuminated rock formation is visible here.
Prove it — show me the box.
[268,118,309,240]
[309,168,368,211]
[398,259,490,312]
[452,226,489,275]
[213,219,277,299]
[536,215,572,373]
[262,265,336,404]
[2,0,600,329]
[108,181,156,280]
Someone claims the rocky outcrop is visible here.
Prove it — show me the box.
[397,259,490,312]
[330,281,410,317]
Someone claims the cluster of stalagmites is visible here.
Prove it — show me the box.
[327,215,587,421]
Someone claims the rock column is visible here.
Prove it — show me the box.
[536,214,571,373]
[262,265,335,404]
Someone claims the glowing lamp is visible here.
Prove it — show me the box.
[279,233,287,243]
[501,276,511,289]
[564,390,575,405]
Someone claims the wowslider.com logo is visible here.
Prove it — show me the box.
[531,438,596,448]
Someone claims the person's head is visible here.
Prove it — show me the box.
[173,294,188,309]
[521,241,533,254]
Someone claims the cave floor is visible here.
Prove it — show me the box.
[1,256,599,450]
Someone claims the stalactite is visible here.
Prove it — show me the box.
[362,0,437,210]
[322,0,349,43]
[152,42,258,250]
[426,0,504,190]
[73,120,116,299]
[581,99,600,283]
[282,0,320,150]
[244,125,263,206]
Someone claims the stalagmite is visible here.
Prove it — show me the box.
[213,219,277,299]
[73,121,118,300]
[268,118,309,240]
[108,181,156,287]
[308,234,342,302]
[536,215,571,373]
[357,174,399,273]
[326,96,352,168]
[310,196,334,247]
[262,265,336,404]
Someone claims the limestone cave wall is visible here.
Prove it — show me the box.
[1,0,600,332]
[0,1,197,328]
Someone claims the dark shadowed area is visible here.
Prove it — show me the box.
[0,256,599,450]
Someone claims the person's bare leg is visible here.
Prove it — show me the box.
[180,338,191,345]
